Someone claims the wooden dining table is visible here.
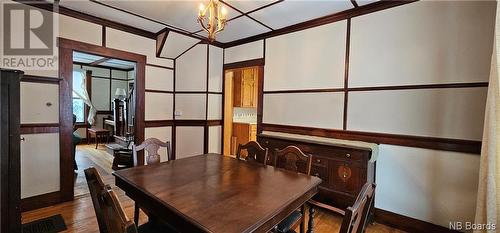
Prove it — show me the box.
[113,154,322,233]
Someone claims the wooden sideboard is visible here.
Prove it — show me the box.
[258,133,376,211]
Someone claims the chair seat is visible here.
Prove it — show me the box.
[137,220,177,233]
[276,210,302,233]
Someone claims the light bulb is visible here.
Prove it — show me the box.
[221,6,227,16]
[199,3,205,11]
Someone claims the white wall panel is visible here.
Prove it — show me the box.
[176,127,204,159]
[83,66,110,77]
[145,66,173,91]
[106,28,171,67]
[145,127,173,162]
[350,1,495,87]
[265,22,346,91]
[111,70,128,80]
[263,93,344,129]
[21,133,60,198]
[20,83,59,124]
[145,92,173,120]
[209,45,223,92]
[59,14,101,46]
[175,94,206,120]
[176,44,207,91]
[347,87,487,140]
[224,40,264,64]
[375,145,479,228]
[209,126,222,154]
[207,94,222,120]
[92,78,111,111]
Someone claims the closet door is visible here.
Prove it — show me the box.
[0,69,22,233]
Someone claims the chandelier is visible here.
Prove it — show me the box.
[198,0,227,42]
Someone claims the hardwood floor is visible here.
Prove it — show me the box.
[22,145,405,233]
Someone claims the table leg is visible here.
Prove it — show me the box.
[300,205,305,233]
[95,134,99,149]
[134,203,140,225]
[87,134,90,145]
[307,205,315,233]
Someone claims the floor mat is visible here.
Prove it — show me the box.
[22,214,67,233]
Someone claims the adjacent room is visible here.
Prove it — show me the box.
[0,1,498,233]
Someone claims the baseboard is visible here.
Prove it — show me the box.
[374,208,461,233]
[21,191,62,212]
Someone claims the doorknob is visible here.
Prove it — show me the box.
[20,137,25,142]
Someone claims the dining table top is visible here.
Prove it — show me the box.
[113,153,322,233]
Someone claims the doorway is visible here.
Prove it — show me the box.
[58,38,146,202]
[223,65,263,156]
[71,51,137,197]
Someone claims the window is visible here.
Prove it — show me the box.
[73,70,86,123]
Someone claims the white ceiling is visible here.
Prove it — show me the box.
[59,0,377,44]
[73,51,135,69]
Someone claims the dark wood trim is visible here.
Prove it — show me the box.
[261,124,482,154]
[20,123,60,134]
[224,58,265,70]
[146,63,174,70]
[207,120,223,126]
[343,19,351,130]
[58,37,146,204]
[204,45,210,154]
[223,1,417,48]
[73,61,134,72]
[20,191,61,212]
[90,57,112,66]
[17,1,156,39]
[96,110,112,115]
[257,66,265,134]
[21,75,60,84]
[348,82,489,92]
[145,89,174,94]
[245,0,285,16]
[175,120,212,126]
[263,88,344,94]
[172,59,177,159]
[350,0,359,8]
[145,120,174,128]
[221,49,226,153]
[374,208,460,233]
[102,25,106,47]
[156,30,169,57]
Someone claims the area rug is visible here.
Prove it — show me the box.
[22,214,67,233]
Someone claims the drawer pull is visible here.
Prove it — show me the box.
[314,173,320,177]
[316,159,321,163]
[346,153,351,158]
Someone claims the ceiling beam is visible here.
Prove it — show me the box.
[222,0,418,48]
[89,57,112,66]
[156,30,169,57]
[351,0,359,8]
[220,0,274,31]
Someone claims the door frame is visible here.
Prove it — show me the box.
[222,58,264,156]
[58,38,146,202]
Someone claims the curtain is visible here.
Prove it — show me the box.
[474,4,500,232]
[73,69,97,125]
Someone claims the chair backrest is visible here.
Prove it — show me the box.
[274,146,312,175]
[99,186,138,233]
[84,167,109,233]
[133,138,171,166]
[236,141,268,165]
[339,183,376,233]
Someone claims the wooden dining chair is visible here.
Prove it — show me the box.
[308,183,376,233]
[85,167,175,233]
[273,146,313,233]
[132,138,171,224]
[133,138,172,166]
[236,141,269,165]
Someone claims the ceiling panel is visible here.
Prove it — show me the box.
[160,31,200,59]
[196,16,271,43]
[101,59,135,69]
[99,0,241,33]
[357,0,379,6]
[249,0,353,29]
[224,0,278,13]
[60,0,165,32]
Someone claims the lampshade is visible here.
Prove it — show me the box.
[115,88,127,99]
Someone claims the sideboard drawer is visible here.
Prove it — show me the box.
[329,160,364,195]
